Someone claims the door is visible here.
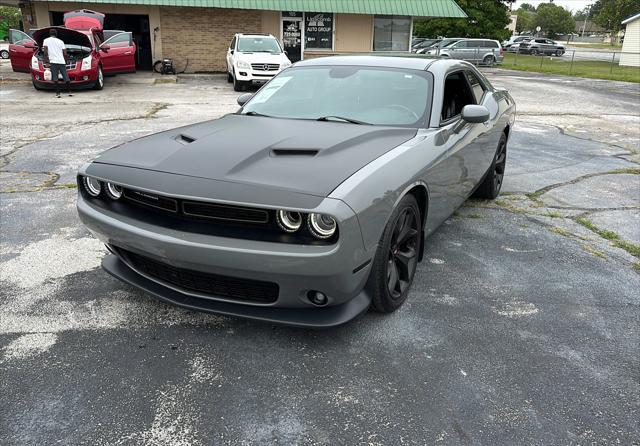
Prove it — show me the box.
[100,32,136,74]
[282,19,303,62]
[448,40,471,61]
[226,35,236,73]
[9,29,36,73]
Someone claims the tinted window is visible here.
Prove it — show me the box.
[486,40,499,48]
[453,41,469,48]
[104,33,131,47]
[243,66,432,127]
[441,71,475,121]
[466,71,486,104]
[230,36,236,49]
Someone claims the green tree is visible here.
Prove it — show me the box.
[515,8,537,33]
[0,6,22,40]
[519,3,537,12]
[591,0,639,33]
[413,0,511,40]
[535,3,576,37]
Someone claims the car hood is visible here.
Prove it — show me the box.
[94,114,417,197]
[236,51,287,64]
[33,27,92,48]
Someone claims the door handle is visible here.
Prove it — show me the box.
[124,51,132,55]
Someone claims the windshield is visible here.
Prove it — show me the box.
[237,37,282,53]
[241,66,432,127]
[440,39,460,48]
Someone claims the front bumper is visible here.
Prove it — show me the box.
[32,67,97,89]
[77,189,373,327]
[234,68,281,84]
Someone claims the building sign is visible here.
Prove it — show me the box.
[283,11,303,18]
[305,13,334,50]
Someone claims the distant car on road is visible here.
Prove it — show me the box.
[502,35,531,51]
[427,39,504,65]
[226,33,292,92]
[411,39,441,53]
[0,41,9,59]
[518,38,565,56]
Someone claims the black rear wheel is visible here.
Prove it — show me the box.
[473,133,507,199]
[368,194,421,313]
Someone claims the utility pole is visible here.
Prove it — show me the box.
[581,4,592,37]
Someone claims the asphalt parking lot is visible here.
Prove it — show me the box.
[1,61,639,445]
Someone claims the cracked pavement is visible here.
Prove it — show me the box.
[1,65,639,445]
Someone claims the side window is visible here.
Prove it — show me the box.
[230,36,236,50]
[488,40,499,48]
[453,41,468,49]
[441,71,476,122]
[104,32,132,48]
[9,29,34,46]
[466,71,486,104]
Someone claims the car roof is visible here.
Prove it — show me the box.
[294,55,472,72]
[236,33,275,38]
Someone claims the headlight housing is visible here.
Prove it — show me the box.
[308,213,337,239]
[82,176,102,197]
[276,210,302,232]
[281,59,292,68]
[81,55,92,70]
[31,55,39,70]
[105,182,123,200]
[236,60,251,69]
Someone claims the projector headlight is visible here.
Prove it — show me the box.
[81,55,92,70]
[82,176,102,197]
[276,210,303,232]
[105,182,123,200]
[308,213,337,239]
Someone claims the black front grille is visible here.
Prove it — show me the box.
[182,201,269,223]
[251,63,279,71]
[122,249,279,303]
[123,189,178,212]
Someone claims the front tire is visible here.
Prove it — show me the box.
[368,194,421,313]
[555,50,564,56]
[93,66,104,90]
[32,79,43,91]
[473,133,507,199]
[0,49,9,59]
[232,70,245,92]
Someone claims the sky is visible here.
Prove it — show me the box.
[511,0,593,13]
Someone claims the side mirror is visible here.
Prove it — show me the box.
[100,44,110,52]
[284,50,288,56]
[461,104,490,124]
[230,49,234,54]
[237,93,253,106]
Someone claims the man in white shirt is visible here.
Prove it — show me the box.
[43,28,72,98]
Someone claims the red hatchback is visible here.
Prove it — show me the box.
[9,10,136,90]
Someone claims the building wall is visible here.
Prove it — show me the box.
[335,13,372,52]
[620,19,640,67]
[160,7,262,72]
[30,2,163,61]
[262,10,280,38]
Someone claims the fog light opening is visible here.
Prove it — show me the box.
[307,290,328,307]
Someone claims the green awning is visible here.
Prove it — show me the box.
[41,0,467,18]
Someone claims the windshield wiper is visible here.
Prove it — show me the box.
[316,116,371,125]
[243,111,272,118]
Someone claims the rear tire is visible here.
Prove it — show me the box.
[93,66,104,90]
[368,194,421,314]
[473,133,507,199]
[530,49,538,55]
[483,55,495,66]
[555,50,564,56]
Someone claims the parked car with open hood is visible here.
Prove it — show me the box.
[227,33,292,91]
[77,56,515,327]
[8,9,136,90]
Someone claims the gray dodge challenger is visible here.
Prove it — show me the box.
[77,56,515,327]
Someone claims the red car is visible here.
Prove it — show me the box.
[9,10,136,90]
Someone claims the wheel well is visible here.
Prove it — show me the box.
[406,185,428,262]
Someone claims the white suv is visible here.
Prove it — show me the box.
[227,33,292,91]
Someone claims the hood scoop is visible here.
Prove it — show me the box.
[175,134,197,145]
[271,149,319,157]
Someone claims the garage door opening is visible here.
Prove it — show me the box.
[50,12,153,70]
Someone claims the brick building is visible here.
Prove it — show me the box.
[15,0,466,72]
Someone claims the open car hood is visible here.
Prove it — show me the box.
[32,27,93,49]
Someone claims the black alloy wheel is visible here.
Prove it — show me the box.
[473,133,508,199]
[368,194,421,313]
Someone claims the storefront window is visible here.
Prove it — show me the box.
[373,15,411,51]
[305,13,334,50]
